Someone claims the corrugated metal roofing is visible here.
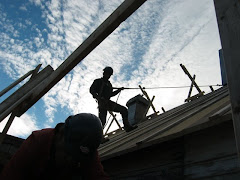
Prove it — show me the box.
[98,86,231,160]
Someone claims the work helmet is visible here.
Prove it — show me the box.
[64,113,103,161]
[103,66,113,75]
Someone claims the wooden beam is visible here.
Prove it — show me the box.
[104,113,116,135]
[0,111,17,144]
[139,85,158,114]
[187,74,196,99]
[0,65,53,120]
[29,64,42,80]
[210,86,214,92]
[0,64,42,98]
[13,0,147,118]
[109,111,122,130]
[143,96,155,119]
[0,69,34,97]
[161,107,166,113]
[180,64,202,93]
[214,0,240,159]
[105,111,122,135]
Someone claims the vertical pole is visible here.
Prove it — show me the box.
[214,0,240,160]
[0,111,16,144]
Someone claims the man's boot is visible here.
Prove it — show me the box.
[125,125,138,132]
[123,118,138,132]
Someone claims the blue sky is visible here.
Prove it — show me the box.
[0,0,222,139]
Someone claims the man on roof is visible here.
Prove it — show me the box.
[90,66,137,138]
[0,113,109,180]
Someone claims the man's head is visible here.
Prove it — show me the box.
[103,66,113,80]
[64,113,103,161]
[54,113,103,166]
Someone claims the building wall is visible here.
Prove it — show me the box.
[102,138,185,180]
[102,120,240,179]
[184,120,240,179]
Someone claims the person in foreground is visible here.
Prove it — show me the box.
[0,113,109,180]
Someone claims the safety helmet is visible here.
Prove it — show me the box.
[64,113,103,161]
[103,66,113,75]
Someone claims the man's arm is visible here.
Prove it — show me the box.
[111,87,124,97]
[90,79,101,100]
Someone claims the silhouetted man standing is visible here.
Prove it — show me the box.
[90,67,137,133]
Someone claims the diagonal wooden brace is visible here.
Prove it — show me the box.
[139,85,158,114]
[104,111,123,135]
[187,74,196,99]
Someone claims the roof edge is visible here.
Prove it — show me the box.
[101,113,232,161]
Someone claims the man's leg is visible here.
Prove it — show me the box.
[107,101,137,132]
[98,107,107,128]
[98,107,110,143]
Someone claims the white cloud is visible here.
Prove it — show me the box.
[29,0,43,7]
[19,5,27,11]
[0,113,39,139]
[0,0,222,133]
[42,0,220,125]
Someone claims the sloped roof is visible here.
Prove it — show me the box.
[98,86,231,160]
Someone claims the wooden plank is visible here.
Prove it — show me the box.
[0,65,53,120]
[0,89,34,122]
[0,112,16,144]
[109,111,122,130]
[214,0,240,160]
[209,86,214,92]
[180,64,202,93]
[0,64,42,98]
[161,107,166,113]
[104,112,122,135]
[29,64,42,80]
[139,85,158,114]
[13,0,147,118]
[187,74,196,99]
[143,96,154,119]
[0,70,34,98]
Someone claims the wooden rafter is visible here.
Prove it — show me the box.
[180,64,204,102]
